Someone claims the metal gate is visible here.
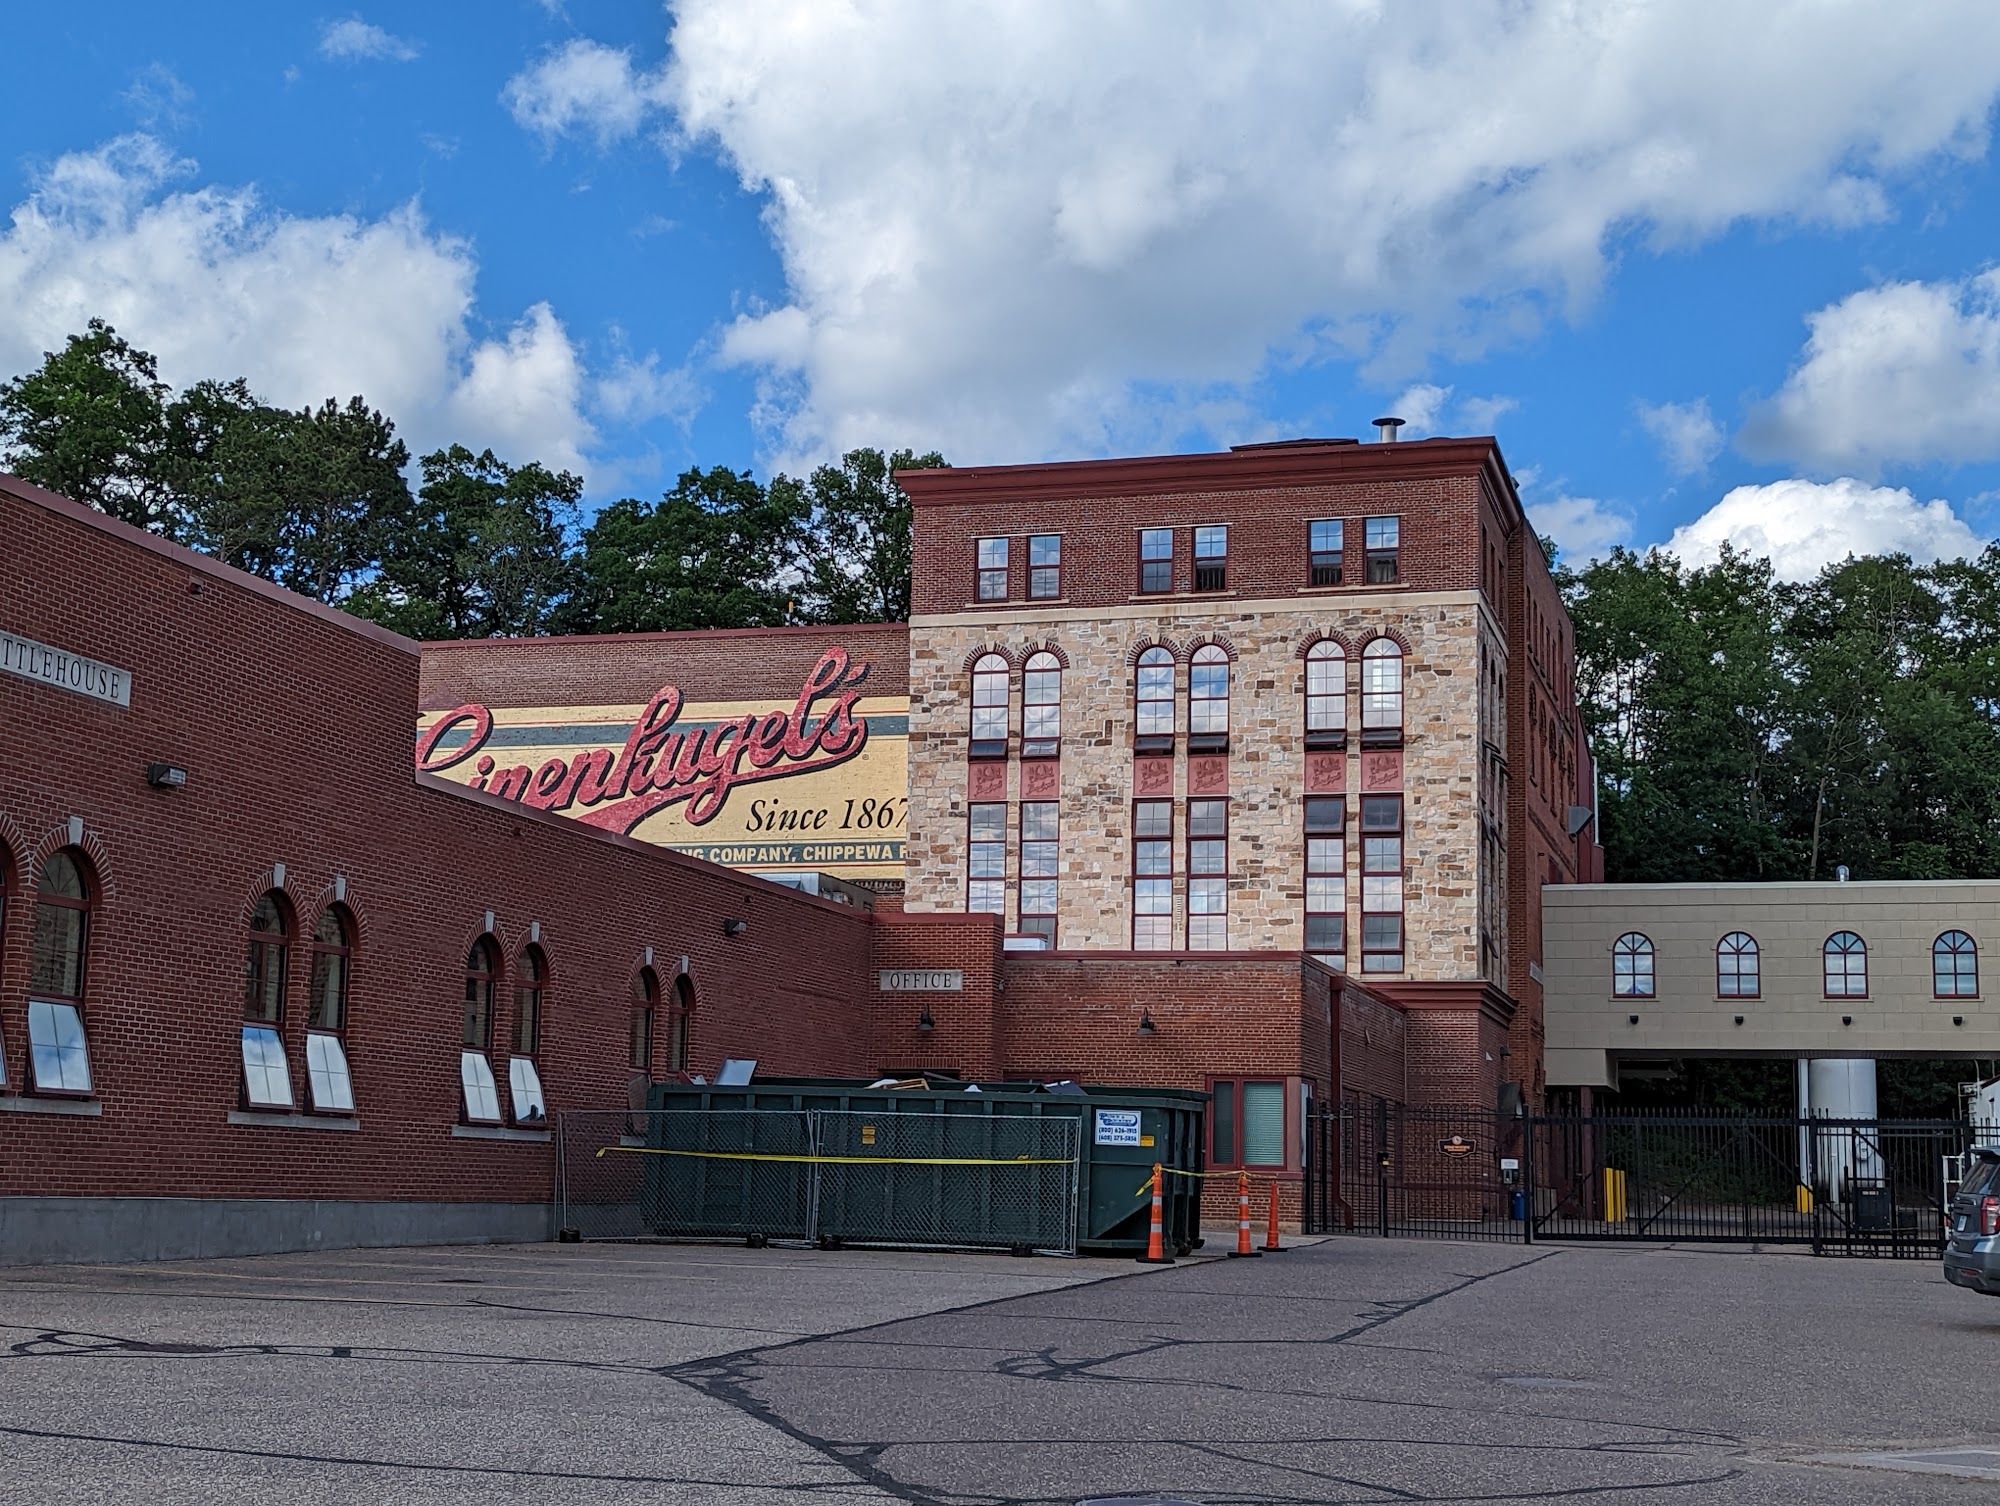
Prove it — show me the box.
[556,1107,1082,1254]
[1306,1103,1992,1260]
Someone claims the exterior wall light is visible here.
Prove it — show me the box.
[1955,1016,1966,1027]
[1733,1015,1744,1026]
[1137,1009,1157,1036]
[1841,1015,1852,1027]
[722,918,748,938]
[1627,1014,1639,1025]
[147,763,188,789]
[917,1008,935,1033]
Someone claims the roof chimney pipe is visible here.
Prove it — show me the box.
[1373,416,1405,443]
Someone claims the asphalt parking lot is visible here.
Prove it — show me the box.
[2,1234,1998,1504]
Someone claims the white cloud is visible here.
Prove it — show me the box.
[1664,477,1981,581]
[1741,271,2000,474]
[1456,394,1517,434]
[0,136,596,475]
[1636,398,1725,475]
[1530,494,1635,563]
[319,18,420,63]
[1389,382,1451,436]
[615,0,2000,466]
[595,350,703,428]
[504,40,665,147]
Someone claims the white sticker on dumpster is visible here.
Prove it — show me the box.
[1094,1109,1143,1146]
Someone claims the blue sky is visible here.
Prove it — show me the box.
[4,2,2000,579]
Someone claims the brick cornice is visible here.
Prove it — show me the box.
[1371,979,1518,1028]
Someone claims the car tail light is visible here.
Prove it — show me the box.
[1982,1196,2000,1237]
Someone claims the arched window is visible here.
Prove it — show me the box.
[460,935,502,1125]
[302,907,354,1114]
[970,653,1009,759]
[28,849,94,1096]
[1022,651,1061,758]
[1135,646,1175,746]
[669,974,694,1074]
[0,847,11,1092]
[1717,932,1760,999]
[245,893,289,1024]
[631,967,659,1076]
[514,944,546,1057]
[1360,639,1404,746]
[1189,645,1229,750]
[1305,640,1346,747]
[1612,932,1654,998]
[1824,932,1868,998]
[1935,931,1978,998]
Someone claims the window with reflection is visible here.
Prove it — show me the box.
[970,653,1010,759]
[514,944,547,1056]
[1304,796,1346,961]
[1022,651,1062,758]
[245,893,289,1024]
[28,849,93,1096]
[460,1050,502,1125]
[1935,931,1978,998]
[1305,640,1347,748]
[1360,639,1404,746]
[463,937,497,1049]
[632,967,660,1076]
[1309,519,1344,586]
[308,907,351,1031]
[1135,646,1175,747]
[1613,932,1655,998]
[1189,645,1229,751]
[1716,932,1759,998]
[669,974,694,1074]
[1824,931,1867,998]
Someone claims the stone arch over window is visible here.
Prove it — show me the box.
[1824,931,1867,999]
[1124,636,1182,669]
[1360,637,1405,747]
[969,652,1011,759]
[1022,650,1062,758]
[27,847,96,1096]
[1304,638,1347,748]
[960,643,1017,674]
[1019,639,1069,670]
[1717,932,1759,999]
[1188,643,1230,750]
[1612,931,1654,998]
[1182,634,1238,664]
[1935,931,1978,999]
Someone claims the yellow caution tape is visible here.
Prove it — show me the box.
[594,1146,1074,1166]
[1133,1166,1255,1198]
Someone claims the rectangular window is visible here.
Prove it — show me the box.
[1360,794,1404,972]
[1019,802,1059,944]
[1365,516,1400,584]
[976,536,1010,601]
[1309,518,1344,585]
[968,802,1007,914]
[1029,534,1062,599]
[1187,798,1227,950]
[241,1024,294,1110]
[1211,1077,1286,1167]
[27,1000,91,1095]
[1133,799,1174,949]
[461,1050,502,1125]
[1305,795,1345,959]
[306,1031,356,1114]
[1139,527,1174,593]
[1193,525,1227,591]
[509,1056,547,1126]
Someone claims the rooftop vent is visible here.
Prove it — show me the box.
[1373,416,1406,442]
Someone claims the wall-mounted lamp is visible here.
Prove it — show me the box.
[1137,1009,1158,1037]
[917,1008,935,1034]
[722,918,748,938]
[146,763,187,789]
[1841,1015,1853,1027]
[1955,1016,1966,1027]
[1499,1045,1512,1059]
[1627,1014,1639,1026]
[1733,1015,1744,1026]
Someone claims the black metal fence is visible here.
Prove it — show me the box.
[556,1107,1082,1254]
[1305,1102,1996,1260]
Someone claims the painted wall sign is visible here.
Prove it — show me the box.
[878,969,963,993]
[1094,1109,1143,1146]
[415,647,908,880]
[0,628,130,707]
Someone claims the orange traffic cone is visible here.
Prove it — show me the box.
[1138,1162,1173,1264]
[1228,1169,1260,1257]
[1263,1180,1285,1252]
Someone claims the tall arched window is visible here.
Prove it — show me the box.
[460,936,502,1124]
[1360,639,1404,746]
[304,906,354,1114]
[970,653,1010,759]
[1189,645,1229,750]
[669,974,694,1074]
[1824,932,1868,998]
[1612,932,1654,998]
[29,849,94,1096]
[1135,646,1175,746]
[1717,932,1760,998]
[0,847,11,1091]
[1305,640,1346,748]
[1022,651,1062,758]
[509,944,548,1126]
[241,891,295,1109]
[632,967,659,1076]
[1935,931,1978,998]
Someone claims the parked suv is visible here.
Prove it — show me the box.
[1945,1147,2000,1295]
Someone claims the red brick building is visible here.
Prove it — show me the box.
[0,474,1399,1262]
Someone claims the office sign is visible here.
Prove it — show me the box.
[878,969,964,993]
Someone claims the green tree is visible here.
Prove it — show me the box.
[781,446,946,623]
[562,465,805,634]
[0,319,184,536]
[350,445,581,639]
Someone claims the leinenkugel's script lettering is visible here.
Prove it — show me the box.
[414,647,872,836]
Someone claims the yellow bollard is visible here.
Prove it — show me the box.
[1603,1167,1628,1224]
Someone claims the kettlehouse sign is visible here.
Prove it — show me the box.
[1,628,130,707]
[415,646,909,881]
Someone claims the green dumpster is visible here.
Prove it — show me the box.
[642,1077,1208,1255]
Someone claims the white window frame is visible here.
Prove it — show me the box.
[461,1050,502,1125]
[241,1023,294,1110]
[27,999,92,1095]
[509,1055,548,1126]
[306,1030,356,1114]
